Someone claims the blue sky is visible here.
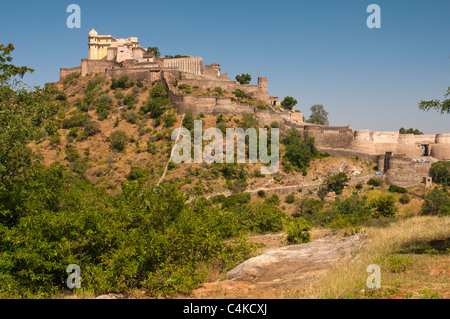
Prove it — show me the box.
[0,0,448,133]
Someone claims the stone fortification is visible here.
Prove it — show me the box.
[59,29,450,187]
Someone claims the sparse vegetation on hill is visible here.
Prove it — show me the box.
[1,43,448,299]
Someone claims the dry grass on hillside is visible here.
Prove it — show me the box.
[289,215,450,299]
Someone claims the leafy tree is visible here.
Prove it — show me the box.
[282,129,317,172]
[285,194,296,204]
[232,89,247,101]
[281,96,297,110]
[216,114,225,124]
[430,161,450,186]
[0,43,34,85]
[399,194,411,204]
[83,121,101,137]
[141,84,171,118]
[141,97,170,118]
[235,73,252,85]
[264,194,280,206]
[307,104,329,126]
[323,172,350,195]
[183,110,195,132]
[367,178,382,187]
[294,197,324,217]
[369,195,398,218]
[418,87,450,114]
[399,127,423,135]
[163,113,177,128]
[109,130,129,152]
[150,83,167,98]
[284,217,311,245]
[0,44,52,187]
[62,114,88,129]
[237,201,286,233]
[110,76,134,90]
[240,113,259,130]
[420,187,450,216]
[147,46,161,57]
[388,184,408,194]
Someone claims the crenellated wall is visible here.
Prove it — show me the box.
[432,133,450,159]
[304,125,354,149]
[80,59,117,76]
[383,153,432,187]
[60,66,82,81]
[350,130,450,159]
[104,67,161,82]
[163,57,203,75]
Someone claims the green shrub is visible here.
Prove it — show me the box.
[217,193,251,210]
[97,93,113,105]
[123,94,138,108]
[0,172,254,298]
[62,114,88,129]
[367,178,381,187]
[110,76,134,90]
[126,164,148,181]
[64,144,80,162]
[369,195,398,218]
[150,83,167,98]
[216,114,225,124]
[264,194,280,206]
[282,129,318,173]
[94,97,113,121]
[420,187,450,216]
[383,255,413,273]
[257,190,266,198]
[178,84,192,94]
[284,217,311,245]
[141,96,170,118]
[237,201,287,234]
[55,92,67,101]
[114,90,124,100]
[285,194,296,204]
[389,184,408,194]
[138,121,151,136]
[109,130,129,152]
[294,197,324,218]
[67,127,79,139]
[123,110,139,124]
[163,113,177,127]
[270,121,279,128]
[83,121,101,137]
[324,172,349,195]
[232,89,246,99]
[74,98,89,112]
[430,161,450,186]
[399,194,411,204]
[63,72,81,86]
[317,188,329,201]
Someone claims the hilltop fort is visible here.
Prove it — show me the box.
[60,29,450,187]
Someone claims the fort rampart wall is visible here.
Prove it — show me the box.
[60,66,82,81]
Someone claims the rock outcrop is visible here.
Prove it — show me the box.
[192,232,368,298]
